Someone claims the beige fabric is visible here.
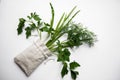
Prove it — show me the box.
[14,39,52,76]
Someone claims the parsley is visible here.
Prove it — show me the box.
[70,70,79,80]
[57,48,70,62]
[17,18,26,35]
[61,62,68,78]
[70,61,80,70]
[17,3,97,80]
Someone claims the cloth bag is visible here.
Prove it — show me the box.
[14,39,52,76]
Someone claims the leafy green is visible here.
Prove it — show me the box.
[25,27,31,38]
[60,22,96,48]
[40,26,49,32]
[17,18,26,35]
[70,70,79,80]
[61,62,68,78]
[25,22,37,38]
[57,41,70,62]
[56,40,63,53]
[69,61,80,80]
[30,12,41,21]
[70,61,80,70]
[57,48,70,62]
[29,23,36,30]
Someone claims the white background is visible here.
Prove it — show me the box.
[0,0,120,80]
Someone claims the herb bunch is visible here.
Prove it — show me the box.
[17,3,96,80]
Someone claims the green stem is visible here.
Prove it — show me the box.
[37,28,41,40]
[46,32,64,47]
[55,13,65,30]
[49,3,54,36]
[46,7,79,46]
[46,11,80,47]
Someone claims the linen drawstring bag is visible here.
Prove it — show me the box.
[14,39,52,76]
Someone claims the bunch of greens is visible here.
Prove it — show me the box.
[17,3,96,80]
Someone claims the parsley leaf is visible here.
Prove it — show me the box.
[17,18,26,35]
[29,23,36,30]
[61,62,68,78]
[40,26,49,32]
[70,70,79,80]
[40,23,54,33]
[31,12,41,21]
[70,61,80,70]
[57,48,70,62]
[25,27,31,38]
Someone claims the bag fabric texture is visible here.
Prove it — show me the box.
[14,39,52,76]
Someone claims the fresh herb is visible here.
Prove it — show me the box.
[70,70,79,80]
[17,3,97,80]
[61,62,68,78]
[70,61,80,70]
[17,18,26,35]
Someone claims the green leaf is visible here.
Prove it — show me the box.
[56,40,63,53]
[33,13,41,21]
[63,22,97,48]
[64,48,70,56]
[61,62,68,78]
[70,61,80,70]
[25,27,31,38]
[57,48,71,62]
[37,21,40,26]
[40,23,51,32]
[17,18,26,35]
[40,26,49,32]
[27,16,32,19]
[29,23,36,30]
[70,70,79,80]
[66,24,82,47]
[30,12,41,21]
[44,22,50,26]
